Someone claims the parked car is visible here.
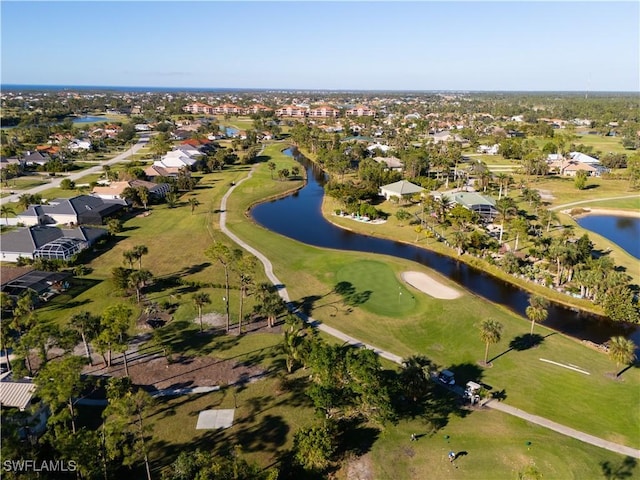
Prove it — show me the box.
[438,369,455,385]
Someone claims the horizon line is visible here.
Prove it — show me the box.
[2,83,639,94]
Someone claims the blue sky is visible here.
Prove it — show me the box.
[1,1,638,91]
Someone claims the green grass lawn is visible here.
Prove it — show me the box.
[572,133,630,156]
[6,176,50,190]
[336,260,416,317]
[530,175,638,207]
[24,141,639,477]
[368,409,634,480]
[220,117,257,131]
[224,149,640,449]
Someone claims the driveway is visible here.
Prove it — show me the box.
[1,134,150,205]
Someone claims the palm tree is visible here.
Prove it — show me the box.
[268,161,276,179]
[123,250,136,269]
[539,209,560,233]
[495,172,508,199]
[188,197,200,214]
[608,336,636,378]
[525,295,549,335]
[132,245,148,270]
[166,192,178,208]
[435,194,452,224]
[282,315,306,373]
[400,355,434,402]
[451,229,467,256]
[495,197,517,244]
[254,283,284,328]
[479,319,503,364]
[509,216,529,252]
[129,269,152,303]
[192,292,211,332]
[1,204,15,225]
[137,186,149,210]
[17,194,32,212]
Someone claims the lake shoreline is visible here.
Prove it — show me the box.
[565,207,640,219]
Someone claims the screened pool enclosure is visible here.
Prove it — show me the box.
[33,238,87,261]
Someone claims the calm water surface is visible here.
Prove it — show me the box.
[251,149,640,347]
[576,215,640,260]
[72,116,113,123]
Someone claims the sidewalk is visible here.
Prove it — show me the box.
[219,155,640,460]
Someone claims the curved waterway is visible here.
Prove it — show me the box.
[251,149,640,346]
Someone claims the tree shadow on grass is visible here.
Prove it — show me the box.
[234,413,289,453]
[509,333,545,351]
[487,333,550,363]
[333,281,372,307]
[335,417,380,457]
[601,457,637,479]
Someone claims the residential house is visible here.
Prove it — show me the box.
[16,195,124,227]
[569,151,599,164]
[506,130,525,138]
[154,150,198,169]
[91,180,170,202]
[373,156,404,172]
[144,165,184,179]
[367,142,393,154]
[1,269,70,300]
[450,191,497,220]
[0,225,107,262]
[0,156,24,170]
[561,162,603,177]
[68,138,92,151]
[477,144,499,155]
[22,151,50,166]
[0,375,38,413]
[379,180,424,201]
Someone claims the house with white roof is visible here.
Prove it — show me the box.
[155,150,198,169]
[367,143,393,154]
[569,152,599,164]
[68,138,92,151]
[477,144,499,155]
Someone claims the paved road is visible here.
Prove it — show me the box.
[1,134,150,205]
[219,161,639,459]
[550,194,640,211]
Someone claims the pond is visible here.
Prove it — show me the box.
[575,215,640,260]
[72,116,114,124]
[251,148,640,347]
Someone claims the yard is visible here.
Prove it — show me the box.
[23,141,639,477]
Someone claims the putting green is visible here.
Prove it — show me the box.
[335,260,416,317]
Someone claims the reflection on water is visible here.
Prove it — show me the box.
[576,215,640,259]
[251,149,640,347]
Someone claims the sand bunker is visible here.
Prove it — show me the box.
[401,271,462,300]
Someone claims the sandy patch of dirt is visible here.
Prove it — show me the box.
[85,352,266,391]
[338,453,374,480]
[401,271,462,299]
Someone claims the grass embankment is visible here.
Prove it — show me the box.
[224,147,640,449]
[30,142,638,477]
